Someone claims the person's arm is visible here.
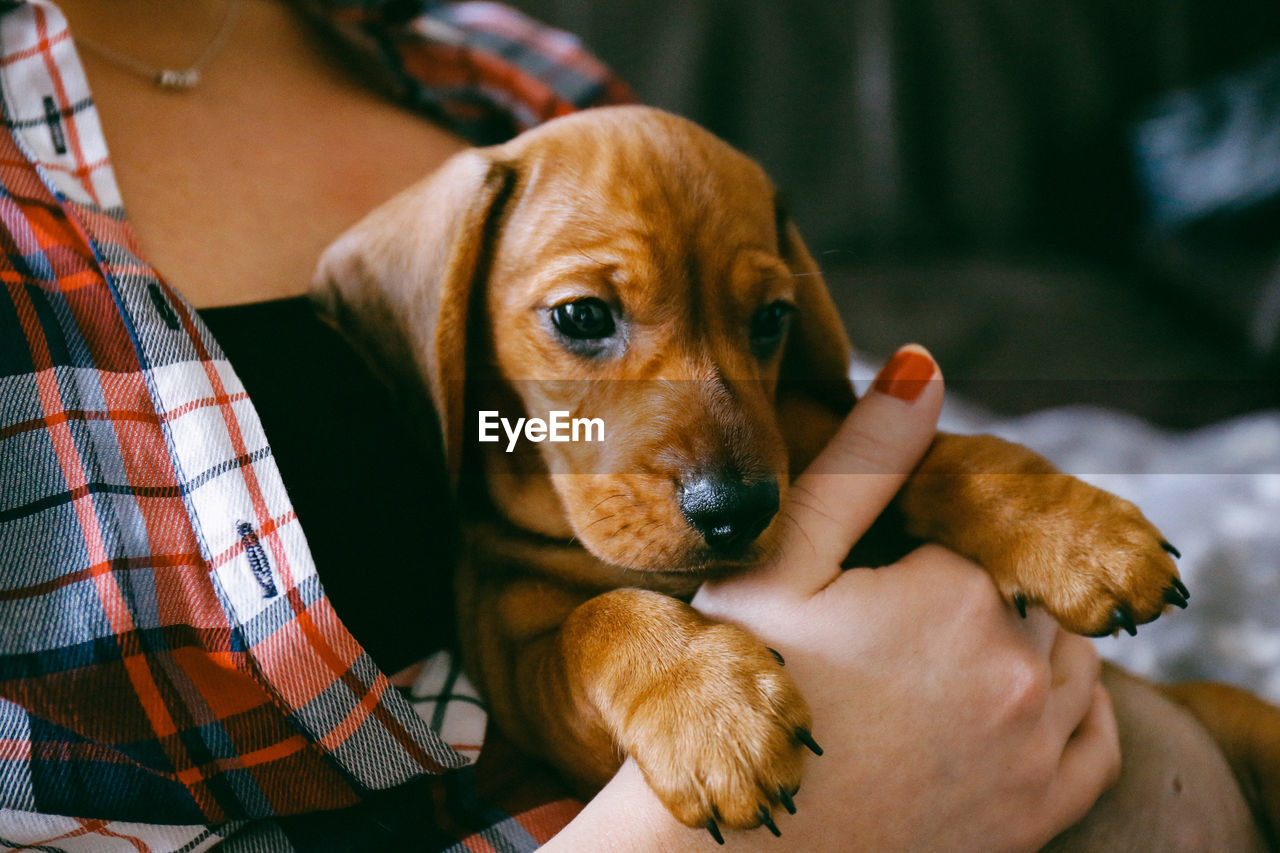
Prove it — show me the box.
[546,345,1120,851]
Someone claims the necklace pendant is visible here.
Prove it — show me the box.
[155,69,201,90]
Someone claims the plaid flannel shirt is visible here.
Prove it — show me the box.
[0,1,631,849]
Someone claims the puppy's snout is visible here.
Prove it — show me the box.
[679,475,779,553]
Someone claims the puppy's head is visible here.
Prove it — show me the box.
[315,106,853,577]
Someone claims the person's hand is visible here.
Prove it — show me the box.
[547,344,1119,852]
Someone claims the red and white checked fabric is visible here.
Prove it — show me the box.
[0,1,630,849]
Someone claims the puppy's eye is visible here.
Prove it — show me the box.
[749,301,795,356]
[552,298,616,340]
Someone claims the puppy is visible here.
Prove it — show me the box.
[313,106,1280,848]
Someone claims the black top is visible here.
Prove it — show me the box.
[199,297,456,673]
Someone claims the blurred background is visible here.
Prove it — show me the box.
[518,0,1280,427]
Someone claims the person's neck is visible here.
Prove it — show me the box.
[44,0,468,311]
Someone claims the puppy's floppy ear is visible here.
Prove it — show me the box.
[772,197,858,470]
[776,197,857,411]
[312,151,515,484]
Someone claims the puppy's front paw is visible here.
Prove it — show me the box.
[620,623,814,841]
[986,476,1187,637]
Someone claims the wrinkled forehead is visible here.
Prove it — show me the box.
[494,113,780,271]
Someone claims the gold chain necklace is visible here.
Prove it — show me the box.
[72,0,243,92]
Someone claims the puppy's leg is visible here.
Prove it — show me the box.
[780,403,1181,634]
[896,433,1184,638]
[1043,665,1269,852]
[1161,681,1280,850]
[478,585,812,833]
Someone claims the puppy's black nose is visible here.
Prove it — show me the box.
[679,476,779,553]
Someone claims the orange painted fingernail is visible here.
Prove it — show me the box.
[872,345,936,402]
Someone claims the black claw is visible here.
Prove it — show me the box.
[1013,593,1028,619]
[795,727,823,756]
[1171,576,1190,600]
[1163,586,1189,609]
[767,647,785,666]
[778,787,797,815]
[706,818,724,845]
[1161,541,1182,559]
[1113,606,1138,637]
[758,807,781,837]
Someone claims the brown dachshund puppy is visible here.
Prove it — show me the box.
[313,106,1280,848]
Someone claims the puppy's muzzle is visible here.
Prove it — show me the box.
[679,475,780,554]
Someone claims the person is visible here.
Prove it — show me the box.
[0,1,1118,850]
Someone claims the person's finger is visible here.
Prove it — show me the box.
[1046,631,1103,735]
[770,344,943,593]
[1041,682,1121,839]
[1012,606,1062,659]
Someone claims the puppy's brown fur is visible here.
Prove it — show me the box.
[314,106,1280,846]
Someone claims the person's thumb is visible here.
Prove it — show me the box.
[767,343,944,595]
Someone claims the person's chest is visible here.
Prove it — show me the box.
[65,0,467,308]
